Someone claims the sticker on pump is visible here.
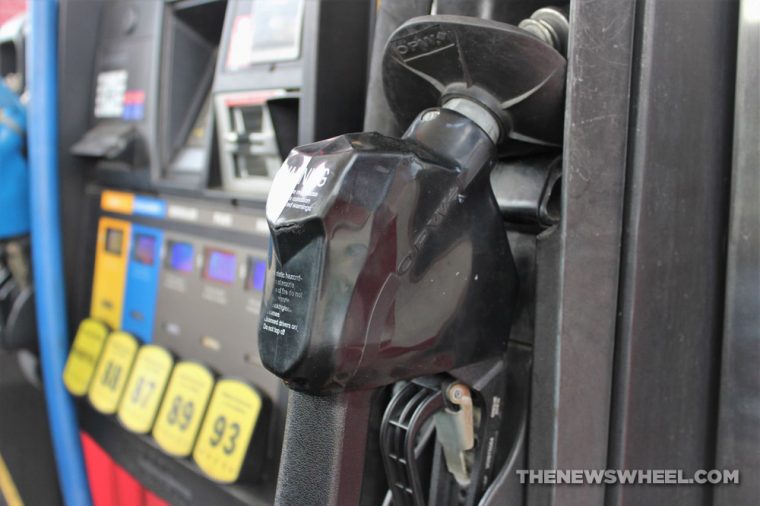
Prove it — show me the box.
[192,379,263,483]
[152,362,215,457]
[117,345,174,433]
[88,331,138,414]
[63,318,110,396]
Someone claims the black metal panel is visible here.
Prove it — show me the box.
[527,0,637,504]
[58,0,105,338]
[606,1,738,505]
[363,0,433,136]
[713,1,760,505]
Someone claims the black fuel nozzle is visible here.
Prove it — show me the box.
[258,15,566,394]
[259,100,517,392]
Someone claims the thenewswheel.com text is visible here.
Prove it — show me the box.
[516,469,739,485]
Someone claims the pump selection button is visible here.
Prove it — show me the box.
[153,362,215,457]
[63,318,110,396]
[193,379,265,483]
[88,331,139,414]
[117,345,174,434]
[202,248,237,285]
[245,257,267,292]
[166,241,194,273]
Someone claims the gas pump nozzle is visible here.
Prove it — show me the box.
[260,98,516,392]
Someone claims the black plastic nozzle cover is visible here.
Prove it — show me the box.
[258,108,517,392]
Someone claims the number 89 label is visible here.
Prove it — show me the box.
[193,379,262,483]
[153,362,214,457]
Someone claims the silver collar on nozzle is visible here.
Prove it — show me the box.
[443,97,501,144]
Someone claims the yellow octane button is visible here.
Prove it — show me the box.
[63,318,109,396]
[87,331,138,414]
[153,362,214,457]
[117,345,174,434]
[193,379,262,483]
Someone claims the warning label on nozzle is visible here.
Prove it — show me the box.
[261,269,306,337]
[266,156,331,219]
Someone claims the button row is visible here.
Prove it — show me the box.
[63,318,266,483]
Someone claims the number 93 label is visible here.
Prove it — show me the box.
[153,362,214,457]
[193,379,263,483]
[117,345,174,433]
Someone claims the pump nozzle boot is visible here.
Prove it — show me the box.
[259,106,517,392]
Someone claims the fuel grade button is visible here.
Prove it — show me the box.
[63,318,109,396]
[88,331,138,414]
[153,362,214,457]
[192,379,266,483]
[117,345,174,433]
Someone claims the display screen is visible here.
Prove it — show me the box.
[225,0,303,70]
[203,249,237,284]
[132,234,156,265]
[250,0,303,52]
[246,257,267,292]
[167,241,194,273]
[105,228,124,255]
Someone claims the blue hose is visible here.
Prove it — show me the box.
[27,1,92,504]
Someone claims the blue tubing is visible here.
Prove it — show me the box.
[27,0,92,504]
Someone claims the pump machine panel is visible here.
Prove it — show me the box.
[59,0,371,503]
[72,189,286,499]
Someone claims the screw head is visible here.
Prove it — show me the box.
[449,383,467,402]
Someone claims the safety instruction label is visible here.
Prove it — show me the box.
[153,362,215,457]
[193,379,262,483]
[88,331,138,414]
[260,265,314,347]
[94,70,127,119]
[63,319,110,397]
[117,345,174,434]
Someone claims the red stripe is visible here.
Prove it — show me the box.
[114,465,145,506]
[80,432,118,506]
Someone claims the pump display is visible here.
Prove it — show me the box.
[213,0,369,196]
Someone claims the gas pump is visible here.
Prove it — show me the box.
[5,0,744,505]
[259,13,566,505]
[54,0,372,504]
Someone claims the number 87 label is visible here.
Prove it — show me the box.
[117,345,174,433]
[153,362,215,457]
[193,379,263,483]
